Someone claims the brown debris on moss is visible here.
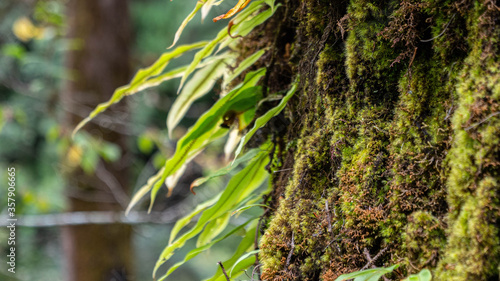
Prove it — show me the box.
[253,0,500,280]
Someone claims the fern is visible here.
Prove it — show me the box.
[72,0,301,279]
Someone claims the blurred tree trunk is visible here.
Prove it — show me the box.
[256,0,500,280]
[61,0,133,280]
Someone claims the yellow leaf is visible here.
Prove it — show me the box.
[213,0,252,22]
[66,145,83,167]
[12,17,44,42]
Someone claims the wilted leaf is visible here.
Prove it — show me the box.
[213,0,253,22]
[178,0,270,93]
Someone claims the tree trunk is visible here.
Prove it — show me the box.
[61,0,133,280]
[256,0,500,280]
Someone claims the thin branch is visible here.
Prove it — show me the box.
[286,232,295,267]
[361,247,388,270]
[95,161,130,209]
[218,261,230,281]
[325,200,332,234]
[465,112,500,131]
[0,211,182,227]
[420,14,456,42]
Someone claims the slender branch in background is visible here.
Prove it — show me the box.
[95,161,130,209]
[0,211,181,227]
[0,209,251,228]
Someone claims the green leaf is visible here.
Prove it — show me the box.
[230,249,259,275]
[80,150,99,174]
[217,2,277,52]
[234,79,298,161]
[159,219,255,281]
[223,49,266,90]
[72,41,207,137]
[125,167,164,215]
[205,223,257,281]
[196,212,231,247]
[137,133,155,154]
[231,203,269,216]
[167,55,233,137]
[123,69,264,214]
[147,69,266,211]
[169,194,221,244]
[177,0,269,93]
[153,141,271,279]
[98,143,121,162]
[190,147,259,192]
[264,0,276,10]
[167,1,206,49]
[334,264,400,281]
[403,269,432,281]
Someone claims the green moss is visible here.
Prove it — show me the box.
[435,3,500,278]
[257,0,499,280]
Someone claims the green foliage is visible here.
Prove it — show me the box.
[403,269,432,281]
[154,143,271,279]
[73,0,302,280]
[234,80,298,160]
[334,264,400,281]
[335,266,432,281]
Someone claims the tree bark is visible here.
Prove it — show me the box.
[255,0,500,280]
[61,0,133,280]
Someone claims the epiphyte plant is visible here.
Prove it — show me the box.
[71,0,299,280]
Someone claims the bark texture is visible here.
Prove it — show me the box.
[61,0,133,280]
[253,0,500,280]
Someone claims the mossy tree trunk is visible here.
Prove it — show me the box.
[61,0,133,280]
[254,0,500,280]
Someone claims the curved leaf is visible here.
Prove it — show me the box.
[205,223,257,281]
[167,1,205,49]
[222,48,266,90]
[72,42,207,137]
[230,249,259,275]
[190,148,259,193]
[167,55,233,137]
[233,79,297,161]
[160,219,255,281]
[148,69,266,211]
[213,0,253,22]
[153,141,271,279]
[217,2,278,52]
[125,167,164,215]
[177,0,268,93]
[169,193,221,244]
[334,264,400,281]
